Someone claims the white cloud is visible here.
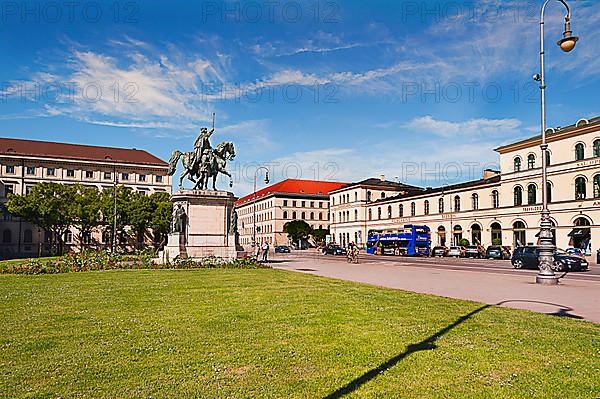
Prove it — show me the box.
[403,116,522,139]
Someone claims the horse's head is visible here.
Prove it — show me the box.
[167,150,182,175]
[216,142,236,160]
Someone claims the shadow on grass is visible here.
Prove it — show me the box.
[323,304,491,399]
[324,299,583,398]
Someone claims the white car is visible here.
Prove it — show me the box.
[447,246,465,258]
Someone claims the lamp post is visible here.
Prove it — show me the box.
[252,166,270,247]
[112,162,118,254]
[535,0,579,285]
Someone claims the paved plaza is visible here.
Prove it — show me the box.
[271,250,600,323]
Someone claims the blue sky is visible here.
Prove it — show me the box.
[1,0,598,195]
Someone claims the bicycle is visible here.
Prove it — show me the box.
[347,249,359,264]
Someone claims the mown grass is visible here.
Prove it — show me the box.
[0,269,599,398]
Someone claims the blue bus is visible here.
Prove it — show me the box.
[366,225,431,257]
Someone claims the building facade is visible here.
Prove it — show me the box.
[234,179,348,250]
[0,138,172,259]
[331,117,600,256]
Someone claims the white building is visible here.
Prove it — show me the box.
[331,117,600,256]
[0,138,172,259]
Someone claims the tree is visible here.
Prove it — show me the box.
[149,192,172,248]
[100,186,133,248]
[6,183,78,255]
[311,228,329,245]
[283,220,313,243]
[126,192,155,249]
[459,238,470,246]
[73,185,102,248]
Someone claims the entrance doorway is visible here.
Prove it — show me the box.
[513,221,526,247]
[471,224,482,245]
[437,226,446,246]
[491,222,502,245]
[570,217,591,252]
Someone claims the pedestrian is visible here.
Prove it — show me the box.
[262,241,269,262]
[255,243,261,261]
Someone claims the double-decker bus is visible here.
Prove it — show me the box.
[366,225,431,256]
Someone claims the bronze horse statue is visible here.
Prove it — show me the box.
[168,141,235,191]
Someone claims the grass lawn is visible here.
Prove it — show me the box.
[0,257,59,267]
[1,269,599,398]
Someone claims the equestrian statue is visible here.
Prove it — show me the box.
[167,114,236,191]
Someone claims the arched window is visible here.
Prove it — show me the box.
[23,229,33,243]
[367,191,372,202]
[513,221,526,247]
[594,140,600,158]
[319,212,323,220]
[438,198,444,213]
[292,211,297,220]
[301,212,306,220]
[283,211,288,219]
[471,224,482,245]
[514,186,523,206]
[514,157,522,172]
[594,175,600,199]
[547,182,553,203]
[546,151,551,166]
[527,184,537,205]
[492,190,499,208]
[355,192,358,202]
[454,196,461,212]
[354,210,358,221]
[410,202,416,216]
[387,206,392,219]
[399,204,404,217]
[575,143,585,161]
[453,225,463,245]
[471,193,479,210]
[381,192,386,199]
[377,207,382,220]
[575,177,587,199]
[368,209,372,221]
[310,212,314,220]
[527,154,536,169]
[2,229,12,244]
[424,200,430,215]
[491,222,502,245]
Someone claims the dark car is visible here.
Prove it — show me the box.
[275,245,291,253]
[432,246,448,257]
[486,245,511,260]
[323,244,347,256]
[465,245,485,258]
[511,246,589,272]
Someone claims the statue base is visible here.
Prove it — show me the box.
[159,190,242,263]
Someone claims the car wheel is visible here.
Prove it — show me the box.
[513,259,524,269]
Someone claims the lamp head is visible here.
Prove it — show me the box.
[558,18,578,53]
[264,171,270,184]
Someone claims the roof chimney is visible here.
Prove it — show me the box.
[380,174,385,182]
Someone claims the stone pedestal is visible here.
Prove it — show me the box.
[161,190,241,262]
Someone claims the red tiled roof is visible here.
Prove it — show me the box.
[236,179,349,206]
[0,137,167,167]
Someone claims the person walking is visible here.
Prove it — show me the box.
[255,243,261,261]
[262,241,269,262]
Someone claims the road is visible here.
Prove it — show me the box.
[269,250,600,323]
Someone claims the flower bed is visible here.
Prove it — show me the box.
[0,251,269,275]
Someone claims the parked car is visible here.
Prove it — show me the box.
[465,245,485,258]
[511,246,589,272]
[486,245,511,260]
[275,245,291,253]
[432,246,448,257]
[323,244,347,256]
[565,247,585,258]
[447,246,465,258]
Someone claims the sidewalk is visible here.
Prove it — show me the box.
[272,255,600,323]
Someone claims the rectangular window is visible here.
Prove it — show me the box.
[6,165,15,174]
[139,174,146,182]
[292,201,297,207]
[104,172,112,180]
[301,201,306,207]
[86,171,94,179]
[47,168,55,176]
[26,166,36,175]
[66,169,75,177]
[319,202,323,208]
[4,184,14,197]
[283,200,288,207]
[121,173,129,181]
[155,175,163,183]
[310,201,315,208]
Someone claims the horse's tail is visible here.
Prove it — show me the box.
[167,150,182,175]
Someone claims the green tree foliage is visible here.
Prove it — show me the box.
[283,220,313,242]
[73,185,102,246]
[311,228,329,244]
[149,192,173,247]
[459,238,470,246]
[6,183,78,255]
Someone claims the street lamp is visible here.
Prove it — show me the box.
[252,166,270,247]
[535,0,579,285]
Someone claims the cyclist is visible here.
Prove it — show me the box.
[347,242,360,264]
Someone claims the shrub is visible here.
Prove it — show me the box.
[0,251,269,275]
